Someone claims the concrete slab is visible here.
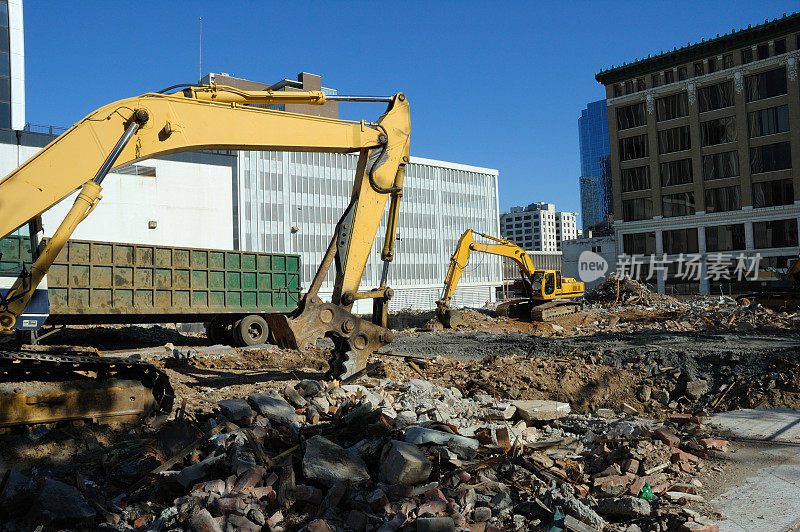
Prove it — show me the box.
[709,409,800,531]
[710,408,800,442]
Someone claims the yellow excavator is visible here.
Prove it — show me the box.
[0,83,410,427]
[436,229,584,328]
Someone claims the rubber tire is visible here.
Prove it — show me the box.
[234,315,269,346]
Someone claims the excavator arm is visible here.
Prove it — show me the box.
[0,85,411,378]
[436,229,535,327]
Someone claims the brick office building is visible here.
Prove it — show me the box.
[596,14,800,294]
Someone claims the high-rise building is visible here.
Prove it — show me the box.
[500,202,578,252]
[578,99,612,234]
[0,0,24,130]
[596,13,800,294]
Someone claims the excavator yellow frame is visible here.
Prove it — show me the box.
[0,84,411,380]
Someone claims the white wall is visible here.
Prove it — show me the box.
[562,236,617,292]
[0,143,234,249]
[40,158,234,248]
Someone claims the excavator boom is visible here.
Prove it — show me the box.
[0,84,410,426]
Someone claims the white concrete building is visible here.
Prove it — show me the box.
[500,202,579,252]
[562,235,617,292]
[237,151,501,312]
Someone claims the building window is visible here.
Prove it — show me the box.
[622,198,653,221]
[651,73,661,87]
[723,53,734,69]
[754,219,798,249]
[658,125,691,154]
[636,78,646,92]
[698,81,733,112]
[618,134,649,160]
[708,57,718,73]
[663,228,699,254]
[662,192,696,217]
[665,70,675,84]
[656,93,688,121]
[616,102,646,130]
[706,224,745,252]
[746,67,787,102]
[623,232,656,255]
[757,43,769,60]
[614,85,622,97]
[625,80,634,94]
[704,185,742,213]
[750,141,792,174]
[660,158,693,187]
[677,67,687,81]
[741,48,754,64]
[775,38,787,55]
[753,179,794,208]
[621,165,651,192]
[748,105,789,137]
[702,151,739,180]
[700,117,737,146]
[694,61,704,76]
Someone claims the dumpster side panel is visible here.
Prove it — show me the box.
[46,239,300,318]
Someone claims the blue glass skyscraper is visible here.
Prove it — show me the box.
[578,99,612,234]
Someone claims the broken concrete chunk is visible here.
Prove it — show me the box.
[512,399,571,421]
[248,392,298,427]
[302,435,370,487]
[380,439,432,485]
[218,398,256,426]
[685,380,709,400]
[177,454,225,488]
[189,508,223,532]
[283,384,307,407]
[563,496,605,529]
[405,426,479,453]
[32,478,96,522]
[596,496,651,518]
[416,516,456,532]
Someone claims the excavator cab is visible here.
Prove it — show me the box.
[543,272,556,296]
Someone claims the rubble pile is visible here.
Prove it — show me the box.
[1,378,729,531]
[585,275,680,309]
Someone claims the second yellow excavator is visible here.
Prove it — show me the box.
[436,229,584,328]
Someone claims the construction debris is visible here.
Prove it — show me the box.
[0,375,729,531]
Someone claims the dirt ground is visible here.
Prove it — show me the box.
[20,302,800,424]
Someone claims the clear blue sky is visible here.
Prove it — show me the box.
[24,1,799,221]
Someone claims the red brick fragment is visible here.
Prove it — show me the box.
[699,438,729,451]
[671,450,700,464]
[670,483,698,495]
[628,476,646,497]
[669,413,694,424]
[654,427,681,447]
[679,522,719,532]
[307,519,333,532]
[574,483,590,498]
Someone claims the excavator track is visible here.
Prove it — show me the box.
[530,301,581,322]
[0,350,174,427]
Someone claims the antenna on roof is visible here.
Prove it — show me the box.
[198,17,203,84]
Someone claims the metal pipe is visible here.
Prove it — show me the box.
[326,95,393,103]
[92,118,144,185]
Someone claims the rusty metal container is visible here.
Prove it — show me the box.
[45,239,300,324]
